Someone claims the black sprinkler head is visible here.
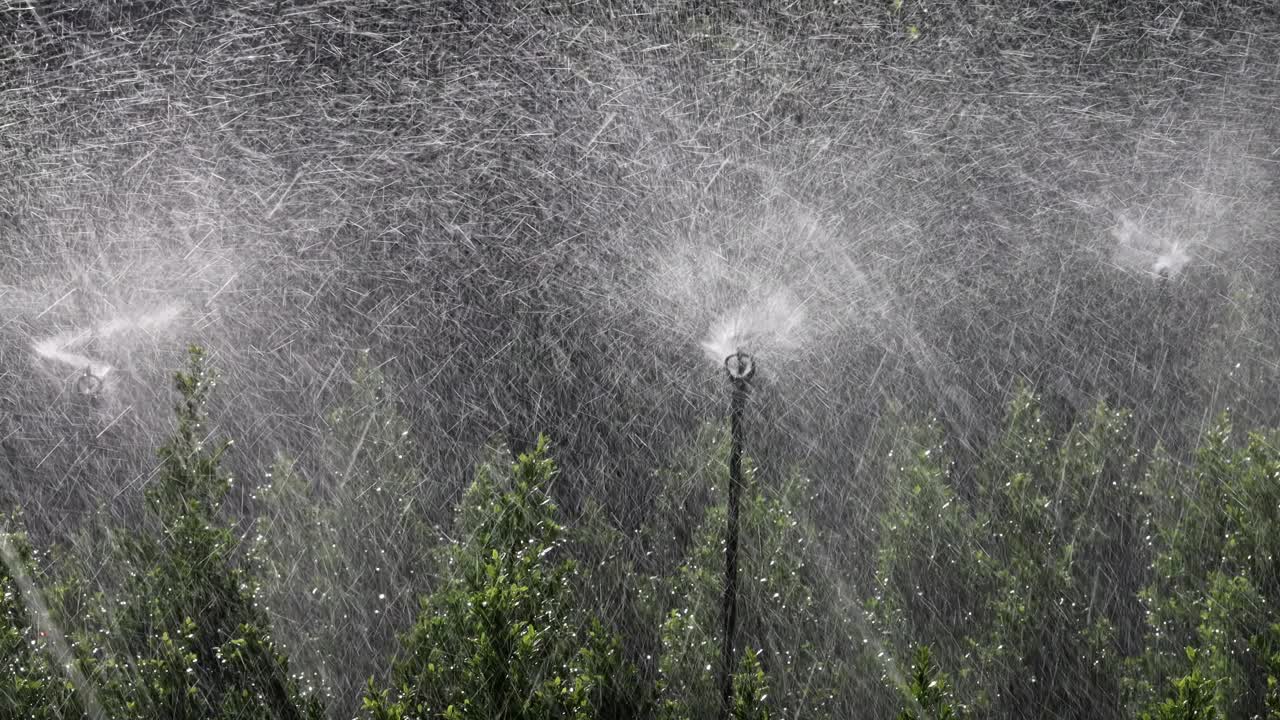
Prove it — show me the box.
[75,366,103,397]
[724,351,755,382]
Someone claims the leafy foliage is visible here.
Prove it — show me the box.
[10,349,1280,720]
[871,387,1145,718]
[653,424,854,720]
[0,519,88,719]
[256,350,431,711]
[99,346,324,719]
[1138,415,1280,719]
[897,645,960,720]
[364,435,643,720]
[731,647,770,720]
[1140,649,1219,720]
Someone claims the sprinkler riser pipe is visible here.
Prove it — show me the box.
[719,351,752,720]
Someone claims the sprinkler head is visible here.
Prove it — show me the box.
[724,351,755,382]
[75,366,103,397]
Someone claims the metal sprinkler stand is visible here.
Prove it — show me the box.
[720,350,754,720]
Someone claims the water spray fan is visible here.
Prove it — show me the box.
[719,349,753,719]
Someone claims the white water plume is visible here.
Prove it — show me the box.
[1111,215,1193,278]
[701,289,808,366]
[31,303,185,384]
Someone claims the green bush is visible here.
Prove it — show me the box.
[1137,415,1280,719]
[652,425,854,720]
[363,435,643,720]
[897,645,961,720]
[731,648,770,720]
[255,350,432,710]
[870,387,1145,718]
[0,347,324,719]
[1141,649,1219,720]
[0,518,89,719]
[13,348,1280,719]
[98,346,324,719]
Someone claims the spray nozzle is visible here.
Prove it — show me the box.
[75,366,103,397]
[724,351,755,382]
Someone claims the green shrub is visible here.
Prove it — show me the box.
[99,346,324,719]
[731,647,770,720]
[653,424,851,720]
[363,435,642,720]
[16,346,1280,720]
[1141,649,1219,720]
[897,645,960,720]
[0,518,89,719]
[256,350,432,710]
[871,388,1144,718]
[1138,415,1280,718]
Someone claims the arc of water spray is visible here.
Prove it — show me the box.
[30,304,185,390]
[32,329,112,381]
